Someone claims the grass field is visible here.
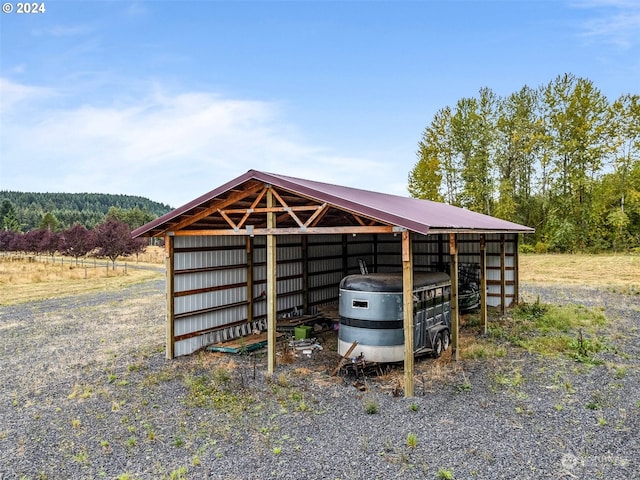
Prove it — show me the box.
[519,253,640,288]
[0,246,165,305]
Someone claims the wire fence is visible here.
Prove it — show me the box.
[0,252,131,278]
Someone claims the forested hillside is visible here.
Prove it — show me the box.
[409,73,640,252]
[0,191,172,231]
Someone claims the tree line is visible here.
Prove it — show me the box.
[408,73,639,252]
[0,192,171,232]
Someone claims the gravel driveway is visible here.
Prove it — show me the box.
[0,280,638,480]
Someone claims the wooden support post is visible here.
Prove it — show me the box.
[302,236,309,314]
[500,234,506,315]
[165,234,175,360]
[449,233,459,361]
[373,233,378,272]
[246,237,254,324]
[266,189,277,375]
[514,234,520,305]
[402,230,414,397]
[480,234,488,335]
[342,234,348,277]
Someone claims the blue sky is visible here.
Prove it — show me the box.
[1,1,639,208]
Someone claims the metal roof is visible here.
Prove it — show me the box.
[132,169,534,237]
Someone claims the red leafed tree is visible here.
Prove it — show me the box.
[60,224,95,264]
[93,218,146,269]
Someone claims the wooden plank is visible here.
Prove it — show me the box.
[266,189,277,375]
[173,226,396,236]
[165,234,175,360]
[331,340,359,376]
[246,236,254,328]
[207,332,284,353]
[402,230,414,397]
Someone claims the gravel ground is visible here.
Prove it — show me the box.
[0,280,638,480]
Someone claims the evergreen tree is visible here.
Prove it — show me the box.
[1,200,21,232]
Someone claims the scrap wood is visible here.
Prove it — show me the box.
[207,332,284,354]
[331,340,358,376]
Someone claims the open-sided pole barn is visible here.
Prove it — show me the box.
[133,170,533,397]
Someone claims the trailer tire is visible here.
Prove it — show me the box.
[432,332,443,358]
[441,329,450,351]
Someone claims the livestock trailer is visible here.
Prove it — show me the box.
[338,272,452,363]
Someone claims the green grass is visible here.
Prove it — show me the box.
[364,398,379,414]
[488,299,608,361]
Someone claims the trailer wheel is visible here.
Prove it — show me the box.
[432,333,443,358]
[441,330,450,351]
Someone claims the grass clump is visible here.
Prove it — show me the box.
[436,468,454,479]
[406,432,418,448]
[489,299,608,361]
[364,398,379,414]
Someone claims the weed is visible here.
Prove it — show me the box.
[173,436,184,448]
[272,446,282,455]
[73,450,88,464]
[277,373,289,387]
[213,366,231,384]
[436,468,454,479]
[68,384,92,399]
[615,367,628,379]
[167,467,187,480]
[409,403,419,412]
[495,369,525,388]
[116,474,137,480]
[554,404,564,412]
[407,432,418,448]
[144,423,156,441]
[454,381,472,393]
[71,418,81,429]
[364,398,379,414]
[585,391,607,410]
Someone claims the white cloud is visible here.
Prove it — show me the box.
[0,77,57,110]
[0,79,402,207]
[572,0,640,48]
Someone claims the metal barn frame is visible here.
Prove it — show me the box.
[133,170,533,396]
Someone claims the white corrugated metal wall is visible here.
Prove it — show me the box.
[169,232,518,356]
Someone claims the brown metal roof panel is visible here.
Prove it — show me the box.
[132,169,534,237]
[258,171,534,233]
